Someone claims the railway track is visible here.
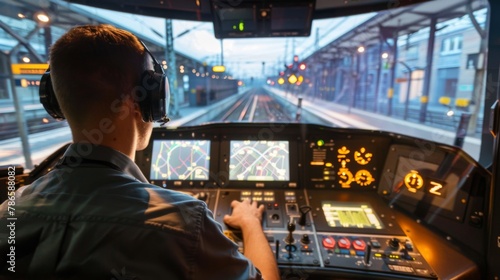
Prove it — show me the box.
[217,88,294,122]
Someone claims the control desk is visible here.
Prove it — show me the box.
[19,123,490,279]
[133,123,490,279]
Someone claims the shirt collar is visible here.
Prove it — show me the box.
[62,143,149,183]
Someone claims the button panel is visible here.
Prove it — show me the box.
[318,233,435,278]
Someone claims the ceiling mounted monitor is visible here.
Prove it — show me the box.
[210,0,315,39]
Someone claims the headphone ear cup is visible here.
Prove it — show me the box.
[39,71,65,120]
[160,75,170,118]
[137,70,169,122]
[137,70,158,122]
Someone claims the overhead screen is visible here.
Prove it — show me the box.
[150,140,211,181]
[229,140,290,181]
[210,0,314,38]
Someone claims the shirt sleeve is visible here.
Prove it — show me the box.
[192,206,263,280]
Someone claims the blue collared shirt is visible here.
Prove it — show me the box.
[0,143,261,279]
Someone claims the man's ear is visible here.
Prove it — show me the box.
[131,99,145,121]
[113,94,140,121]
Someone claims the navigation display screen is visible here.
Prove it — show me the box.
[229,140,290,181]
[150,140,210,180]
[321,201,384,229]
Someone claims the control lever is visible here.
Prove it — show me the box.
[275,240,280,260]
[286,219,295,244]
[298,205,312,226]
[364,244,372,266]
[401,248,413,260]
[285,219,296,260]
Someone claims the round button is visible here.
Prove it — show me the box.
[352,239,366,251]
[322,236,335,249]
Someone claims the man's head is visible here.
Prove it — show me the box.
[48,24,165,152]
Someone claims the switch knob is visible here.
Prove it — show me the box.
[301,234,311,244]
[389,238,400,250]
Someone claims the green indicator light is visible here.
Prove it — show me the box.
[239,21,245,31]
[317,140,324,146]
[232,25,237,30]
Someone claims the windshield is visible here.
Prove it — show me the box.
[0,0,491,170]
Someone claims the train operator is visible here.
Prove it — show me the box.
[0,24,279,280]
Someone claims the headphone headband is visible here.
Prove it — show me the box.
[39,39,170,125]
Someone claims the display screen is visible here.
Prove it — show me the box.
[271,6,311,32]
[218,8,257,32]
[392,157,456,211]
[150,140,210,180]
[229,140,290,181]
[321,201,384,229]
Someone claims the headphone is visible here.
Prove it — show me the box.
[39,40,170,125]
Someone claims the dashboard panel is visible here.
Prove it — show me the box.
[21,123,490,279]
[133,123,491,279]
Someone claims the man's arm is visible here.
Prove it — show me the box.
[224,199,280,280]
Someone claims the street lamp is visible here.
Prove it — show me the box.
[350,45,365,112]
[33,11,50,25]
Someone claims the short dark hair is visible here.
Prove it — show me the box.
[49,24,146,123]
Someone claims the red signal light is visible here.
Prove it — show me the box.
[299,63,306,71]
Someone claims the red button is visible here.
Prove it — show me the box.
[352,239,366,251]
[338,237,351,249]
[322,236,336,249]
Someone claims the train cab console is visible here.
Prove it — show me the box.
[130,122,490,280]
[13,122,489,279]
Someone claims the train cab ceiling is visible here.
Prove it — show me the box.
[56,0,434,22]
[1,0,487,42]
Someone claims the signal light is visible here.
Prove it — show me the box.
[212,65,226,72]
[299,63,306,71]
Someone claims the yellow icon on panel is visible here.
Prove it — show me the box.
[338,146,350,155]
[354,147,373,165]
[338,168,354,188]
[337,146,351,165]
[404,170,424,193]
[429,181,444,196]
[355,170,375,186]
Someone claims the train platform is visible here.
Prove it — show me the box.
[265,86,481,160]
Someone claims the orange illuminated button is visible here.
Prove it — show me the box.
[352,239,366,251]
[322,236,336,249]
[337,237,351,249]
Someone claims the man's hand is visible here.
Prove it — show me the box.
[223,199,280,280]
[223,199,265,230]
